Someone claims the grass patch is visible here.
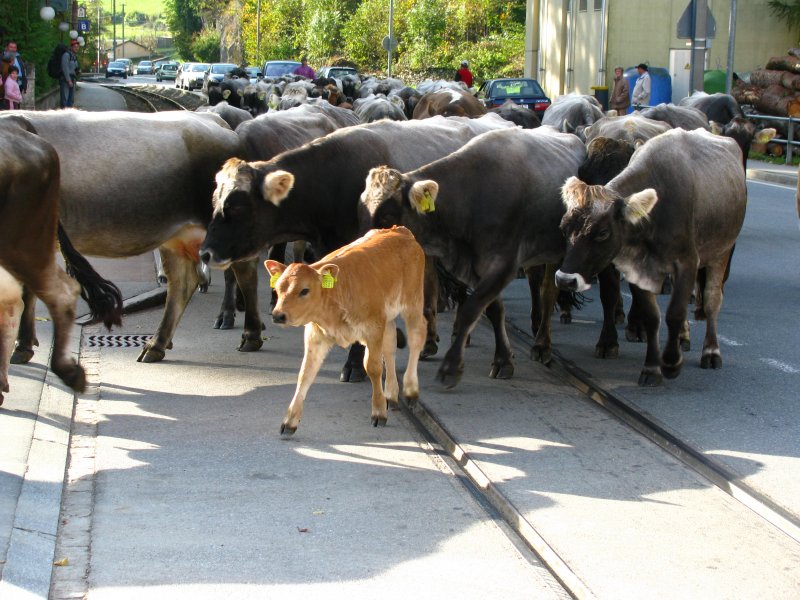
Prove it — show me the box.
[749,150,800,166]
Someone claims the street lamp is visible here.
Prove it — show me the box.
[40,5,56,20]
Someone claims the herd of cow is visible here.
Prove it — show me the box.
[0,81,778,432]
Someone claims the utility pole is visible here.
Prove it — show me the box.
[121,3,125,58]
[112,0,116,61]
[256,0,261,64]
[97,0,101,70]
[689,0,708,95]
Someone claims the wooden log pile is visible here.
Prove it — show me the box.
[734,48,800,117]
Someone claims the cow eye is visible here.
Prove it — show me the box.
[299,288,310,297]
[594,229,610,242]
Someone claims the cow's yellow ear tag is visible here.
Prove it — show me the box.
[419,190,436,213]
[321,272,337,289]
[269,272,281,288]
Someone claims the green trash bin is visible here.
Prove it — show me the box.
[591,85,609,111]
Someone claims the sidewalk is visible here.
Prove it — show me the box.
[746,157,798,187]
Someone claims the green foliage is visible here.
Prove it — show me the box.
[768,0,800,30]
[341,0,389,69]
[190,28,221,62]
[164,0,203,58]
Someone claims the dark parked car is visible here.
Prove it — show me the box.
[262,60,301,78]
[203,62,238,92]
[476,78,551,118]
[105,60,128,79]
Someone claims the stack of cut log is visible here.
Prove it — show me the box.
[733,49,800,117]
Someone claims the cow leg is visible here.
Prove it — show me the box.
[625,282,647,343]
[340,344,367,382]
[381,321,400,409]
[11,285,38,364]
[438,264,516,388]
[267,244,288,309]
[629,284,663,387]
[661,262,696,379]
[421,256,439,358]
[699,261,727,370]
[485,297,515,377]
[531,263,559,365]
[0,273,23,406]
[595,264,621,358]
[282,325,333,435]
[213,267,237,329]
[231,258,264,352]
[401,305,427,406]
[137,247,199,363]
[525,265,544,335]
[364,330,389,427]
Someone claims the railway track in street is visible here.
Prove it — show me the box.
[100,83,208,112]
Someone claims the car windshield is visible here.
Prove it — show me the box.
[328,68,355,78]
[211,64,237,74]
[191,64,209,72]
[492,80,545,97]
[108,62,123,68]
[162,65,177,71]
[139,61,151,67]
[245,67,260,76]
[265,62,300,77]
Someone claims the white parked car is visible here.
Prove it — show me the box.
[177,62,210,90]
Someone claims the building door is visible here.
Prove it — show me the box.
[670,49,692,103]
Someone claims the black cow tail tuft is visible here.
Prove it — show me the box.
[556,290,589,313]
[58,222,124,330]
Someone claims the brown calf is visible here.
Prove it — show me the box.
[265,226,426,434]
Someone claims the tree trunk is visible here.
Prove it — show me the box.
[750,69,800,90]
[732,84,762,106]
[755,85,800,117]
[765,55,800,73]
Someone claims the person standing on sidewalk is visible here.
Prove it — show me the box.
[455,60,473,88]
[3,65,22,109]
[610,66,630,113]
[1,40,27,97]
[60,39,80,108]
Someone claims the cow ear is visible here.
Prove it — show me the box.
[264,260,286,288]
[317,263,340,288]
[362,166,403,206]
[755,127,777,144]
[262,170,295,206]
[709,121,724,135]
[561,176,588,211]
[409,180,439,215]
[222,89,231,100]
[623,189,658,224]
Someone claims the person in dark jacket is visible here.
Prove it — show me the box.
[60,40,79,108]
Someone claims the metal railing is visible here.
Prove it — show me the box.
[747,114,800,164]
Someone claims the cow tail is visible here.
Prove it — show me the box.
[557,289,588,313]
[57,222,124,329]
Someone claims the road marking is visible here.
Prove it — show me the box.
[718,335,744,347]
[760,358,800,374]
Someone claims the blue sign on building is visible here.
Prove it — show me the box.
[78,19,91,33]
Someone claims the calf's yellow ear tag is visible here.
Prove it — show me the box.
[321,272,337,289]
[269,272,281,288]
[419,190,436,213]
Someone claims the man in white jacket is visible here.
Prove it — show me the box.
[632,63,651,107]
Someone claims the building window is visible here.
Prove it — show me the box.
[594,0,603,10]
[579,0,588,11]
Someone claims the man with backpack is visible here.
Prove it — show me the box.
[59,40,79,108]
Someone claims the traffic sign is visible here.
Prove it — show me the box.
[78,19,90,33]
[382,36,398,52]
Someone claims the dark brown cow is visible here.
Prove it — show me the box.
[556,128,746,386]
[412,89,487,119]
[0,117,122,405]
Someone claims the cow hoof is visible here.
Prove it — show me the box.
[238,335,263,352]
[403,392,419,407]
[56,364,87,393]
[615,310,626,325]
[436,366,463,389]
[595,344,619,359]
[700,354,722,369]
[339,365,366,383]
[219,314,236,330]
[198,283,209,293]
[372,416,388,427]
[560,313,572,325]
[489,362,514,379]
[420,340,438,359]
[0,392,4,407]
[680,339,691,352]
[625,327,646,343]
[137,346,166,363]
[662,361,683,380]
[530,345,552,365]
[637,370,663,387]
[280,423,297,435]
[10,348,34,364]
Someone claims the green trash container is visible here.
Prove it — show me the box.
[591,85,609,111]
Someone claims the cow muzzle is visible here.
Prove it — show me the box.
[272,311,287,325]
[555,270,591,292]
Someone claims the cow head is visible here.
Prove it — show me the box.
[361,165,440,230]
[264,260,339,327]
[200,158,296,268]
[556,176,657,291]
[711,118,777,170]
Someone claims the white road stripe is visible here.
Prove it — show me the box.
[760,358,800,374]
